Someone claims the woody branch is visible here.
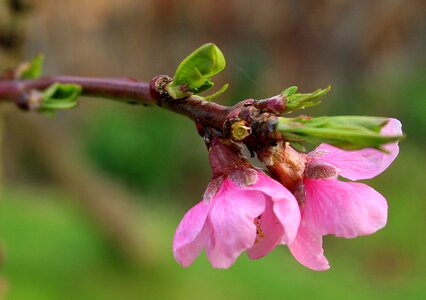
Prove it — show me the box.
[0,75,280,144]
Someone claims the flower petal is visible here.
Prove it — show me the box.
[304,179,388,238]
[246,198,284,260]
[311,118,402,180]
[206,178,265,268]
[173,201,211,267]
[288,221,330,271]
[246,172,301,244]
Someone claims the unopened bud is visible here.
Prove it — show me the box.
[254,95,287,114]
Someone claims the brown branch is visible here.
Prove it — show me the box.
[0,75,279,142]
[0,76,154,104]
[0,76,230,121]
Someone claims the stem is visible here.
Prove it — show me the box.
[0,76,153,104]
[0,76,235,129]
[0,75,282,146]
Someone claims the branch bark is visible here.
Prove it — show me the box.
[0,75,279,144]
[0,76,230,123]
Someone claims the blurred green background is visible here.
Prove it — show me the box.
[0,0,425,299]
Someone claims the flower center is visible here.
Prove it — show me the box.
[254,215,265,244]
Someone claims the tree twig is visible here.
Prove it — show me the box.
[0,75,280,144]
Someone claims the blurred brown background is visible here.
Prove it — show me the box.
[1,1,425,299]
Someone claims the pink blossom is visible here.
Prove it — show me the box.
[288,118,402,271]
[173,138,300,268]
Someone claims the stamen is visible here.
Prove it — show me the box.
[254,216,265,244]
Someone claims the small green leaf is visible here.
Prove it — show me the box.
[282,86,298,97]
[19,54,44,80]
[196,79,214,94]
[278,116,403,151]
[168,43,226,98]
[204,83,229,101]
[39,83,81,114]
[283,85,331,113]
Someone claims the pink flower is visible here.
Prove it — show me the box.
[288,118,402,271]
[173,138,300,268]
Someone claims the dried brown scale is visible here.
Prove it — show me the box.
[257,142,306,193]
[207,138,252,177]
[248,113,281,145]
[149,75,172,102]
[14,92,30,110]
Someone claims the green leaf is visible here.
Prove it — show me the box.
[278,116,403,151]
[19,54,44,80]
[168,43,226,98]
[204,83,229,101]
[196,79,214,94]
[282,86,298,97]
[283,85,331,113]
[39,83,81,114]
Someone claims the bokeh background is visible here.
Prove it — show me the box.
[1,0,425,299]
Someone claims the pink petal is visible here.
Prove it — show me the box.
[173,201,211,267]
[288,221,330,271]
[311,118,402,181]
[246,172,301,244]
[206,178,265,268]
[304,179,388,238]
[382,118,402,136]
[246,198,284,260]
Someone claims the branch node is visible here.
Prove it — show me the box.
[149,75,172,103]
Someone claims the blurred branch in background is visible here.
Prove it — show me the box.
[1,0,157,271]
[6,112,158,267]
[0,0,32,65]
[0,276,6,300]
[0,0,33,295]
[0,0,33,192]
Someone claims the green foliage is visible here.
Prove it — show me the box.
[379,68,426,144]
[283,85,331,113]
[204,83,229,101]
[281,86,298,97]
[39,83,81,115]
[168,43,227,99]
[2,143,426,300]
[19,54,44,80]
[83,107,207,196]
[278,116,402,150]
